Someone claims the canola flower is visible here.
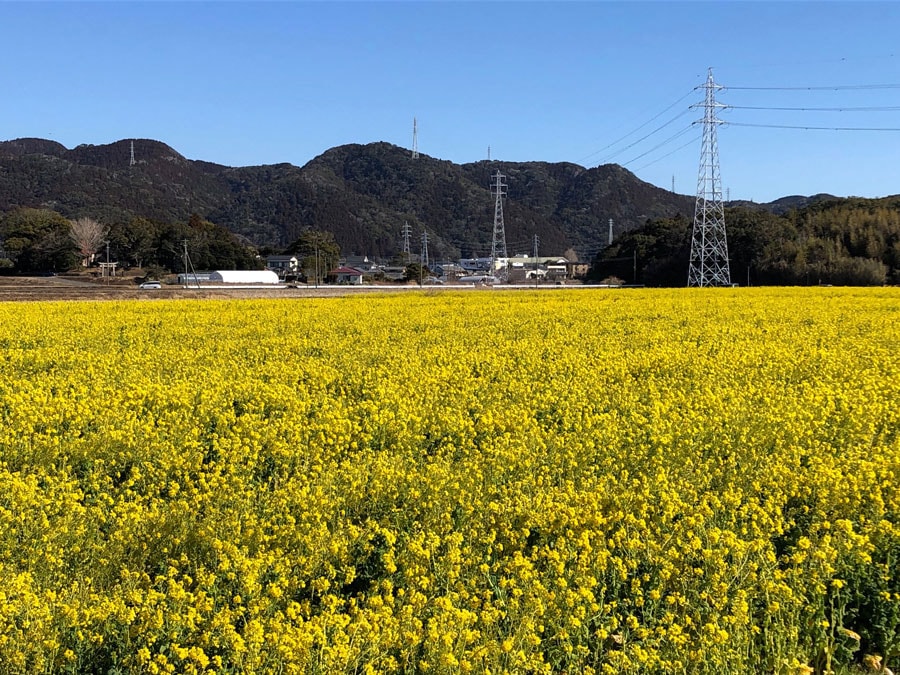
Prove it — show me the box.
[0,288,898,674]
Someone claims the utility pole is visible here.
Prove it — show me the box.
[688,67,731,287]
[608,218,614,246]
[314,242,319,289]
[420,231,430,284]
[533,233,539,287]
[105,240,110,285]
[490,170,508,281]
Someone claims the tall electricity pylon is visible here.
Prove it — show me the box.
[490,170,508,280]
[130,140,136,167]
[688,68,731,287]
[412,118,419,159]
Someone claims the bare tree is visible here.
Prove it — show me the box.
[69,217,107,267]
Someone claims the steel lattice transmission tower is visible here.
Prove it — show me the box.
[688,68,731,287]
[401,221,412,258]
[420,230,429,270]
[489,170,508,280]
[129,140,136,167]
[411,118,419,159]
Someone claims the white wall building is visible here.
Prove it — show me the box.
[209,270,280,284]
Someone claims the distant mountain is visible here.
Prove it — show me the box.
[0,138,698,259]
[727,193,839,215]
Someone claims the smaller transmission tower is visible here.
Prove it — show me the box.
[412,118,419,159]
[421,231,430,270]
[688,68,731,287]
[490,170,508,280]
[401,221,412,258]
[608,218,614,246]
[130,140,136,167]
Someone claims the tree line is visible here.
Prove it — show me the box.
[591,197,900,286]
[0,209,261,276]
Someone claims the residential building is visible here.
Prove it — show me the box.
[329,266,365,285]
[266,255,299,276]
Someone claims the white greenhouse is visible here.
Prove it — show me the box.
[208,270,280,284]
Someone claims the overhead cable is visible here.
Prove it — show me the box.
[725,121,900,132]
[596,109,695,165]
[728,105,900,112]
[623,125,696,167]
[726,83,900,91]
[577,88,698,164]
[633,134,701,172]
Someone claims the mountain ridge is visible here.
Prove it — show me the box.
[0,137,853,259]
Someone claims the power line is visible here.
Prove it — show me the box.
[633,134,701,172]
[578,88,698,164]
[710,53,897,73]
[728,105,900,112]
[725,121,900,132]
[622,124,696,167]
[596,108,695,165]
[726,83,900,91]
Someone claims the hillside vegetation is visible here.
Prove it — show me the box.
[0,209,259,275]
[0,138,692,258]
[592,198,900,286]
[1,137,898,284]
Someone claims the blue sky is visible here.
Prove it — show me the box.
[2,1,899,203]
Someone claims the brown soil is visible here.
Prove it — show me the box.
[0,276,459,302]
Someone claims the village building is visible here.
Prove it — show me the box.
[266,255,300,276]
[329,266,365,285]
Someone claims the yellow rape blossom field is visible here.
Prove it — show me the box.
[0,288,898,675]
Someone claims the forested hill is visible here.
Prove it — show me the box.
[0,138,694,259]
[592,197,900,286]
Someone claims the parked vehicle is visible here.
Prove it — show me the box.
[139,281,162,290]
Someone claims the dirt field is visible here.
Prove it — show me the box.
[0,276,538,302]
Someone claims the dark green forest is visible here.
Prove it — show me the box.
[591,197,900,286]
[0,138,692,260]
[0,209,259,275]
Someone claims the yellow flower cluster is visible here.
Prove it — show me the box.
[0,288,898,674]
